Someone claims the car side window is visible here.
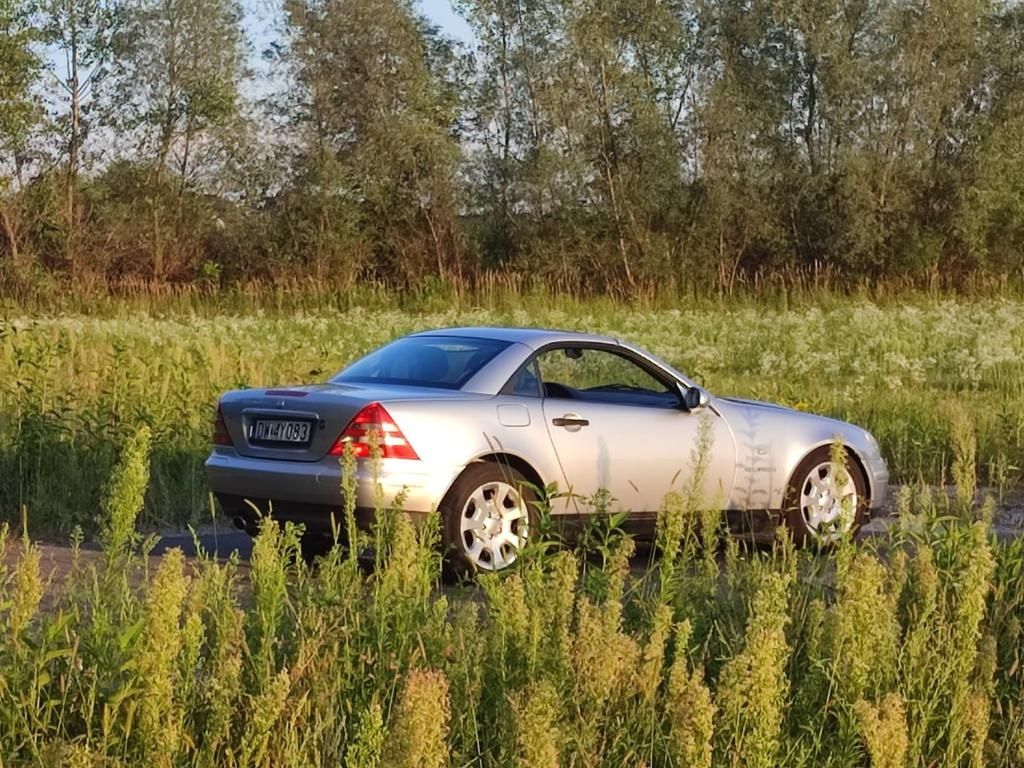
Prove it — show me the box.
[504,358,544,397]
[533,346,679,408]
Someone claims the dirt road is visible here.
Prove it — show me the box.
[6,485,1023,594]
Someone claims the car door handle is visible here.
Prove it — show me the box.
[552,415,589,428]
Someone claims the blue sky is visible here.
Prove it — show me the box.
[417,0,474,43]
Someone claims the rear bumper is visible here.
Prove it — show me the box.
[213,493,416,536]
[205,447,460,516]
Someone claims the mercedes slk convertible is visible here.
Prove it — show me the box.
[206,327,888,571]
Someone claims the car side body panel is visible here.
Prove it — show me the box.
[541,398,737,515]
[378,395,563,510]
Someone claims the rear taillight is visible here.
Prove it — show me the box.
[212,404,232,446]
[329,402,419,460]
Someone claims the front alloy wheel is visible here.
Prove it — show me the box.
[784,446,868,545]
[798,461,859,542]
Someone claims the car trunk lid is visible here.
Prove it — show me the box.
[217,383,467,462]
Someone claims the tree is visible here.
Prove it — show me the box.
[108,0,246,276]
[0,0,42,266]
[2,0,1023,291]
[956,3,1024,272]
[458,0,565,266]
[558,0,696,286]
[461,0,699,289]
[282,0,463,283]
[112,0,245,184]
[41,0,119,271]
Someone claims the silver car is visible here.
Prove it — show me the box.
[206,327,888,571]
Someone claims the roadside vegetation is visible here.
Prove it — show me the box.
[1,422,1022,766]
[2,295,1023,533]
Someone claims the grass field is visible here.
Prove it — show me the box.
[1,426,1022,766]
[2,293,1024,765]
[2,295,1023,532]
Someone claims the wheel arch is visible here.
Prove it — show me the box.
[475,452,547,495]
[438,452,548,508]
[784,440,873,505]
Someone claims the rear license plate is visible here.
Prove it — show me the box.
[250,419,312,445]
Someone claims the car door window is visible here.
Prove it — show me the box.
[534,346,679,408]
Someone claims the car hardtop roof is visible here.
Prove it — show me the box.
[410,326,620,349]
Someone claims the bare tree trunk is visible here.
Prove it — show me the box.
[0,205,21,268]
[513,2,541,147]
[803,55,818,174]
[424,204,447,282]
[65,0,81,275]
[155,111,175,186]
[154,0,181,186]
[152,205,164,279]
[717,225,727,295]
[594,59,635,291]
[498,11,513,226]
[316,202,329,283]
[178,114,195,198]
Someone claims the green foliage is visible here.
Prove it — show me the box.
[383,668,451,768]
[714,570,792,768]
[100,425,151,557]
[0,0,42,273]
[854,694,909,768]
[3,0,1024,289]
[0,0,41,168]
[106,0,245,279]
[511,679,562,768]
[281,0,462,285]
[665,620,716,768]
[134,547,189,765]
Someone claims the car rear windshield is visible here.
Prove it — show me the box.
[333,336,511,390]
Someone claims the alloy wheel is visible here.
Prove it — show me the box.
[458,480,529,571]
[798,461,858,543]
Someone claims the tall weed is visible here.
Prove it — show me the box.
[0,415,1021,767]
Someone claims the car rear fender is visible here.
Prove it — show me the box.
[381,396,561,508]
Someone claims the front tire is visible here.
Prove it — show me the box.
[783,446,868,545]
[441,462,537,576]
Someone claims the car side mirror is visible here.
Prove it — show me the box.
[681,384,709,411]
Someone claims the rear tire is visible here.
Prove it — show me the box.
[441,462,538,577]
[783,446,868,546]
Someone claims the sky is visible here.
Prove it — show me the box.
[417,0,475,44]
